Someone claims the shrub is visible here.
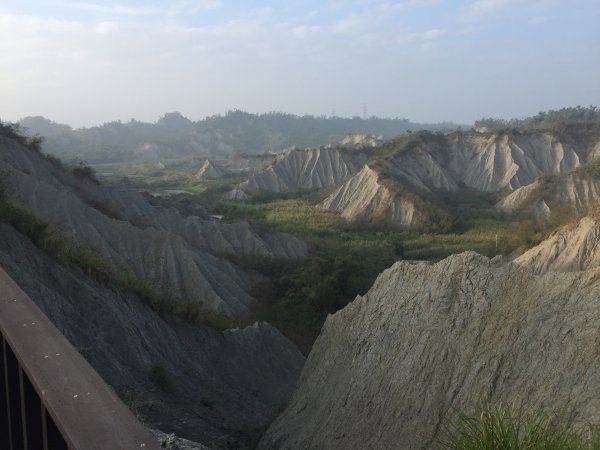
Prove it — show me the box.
[147,362,175,394]
[71,160,99,184]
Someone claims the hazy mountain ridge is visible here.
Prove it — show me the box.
[19,111,456,164]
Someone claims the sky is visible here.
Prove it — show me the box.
[0,0,599,127]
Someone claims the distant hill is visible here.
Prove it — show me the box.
[19,111,459,164]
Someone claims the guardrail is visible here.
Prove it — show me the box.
[0,266,161,449]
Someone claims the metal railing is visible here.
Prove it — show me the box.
[0,266,161,449]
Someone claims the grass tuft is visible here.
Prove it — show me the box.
[436,405,600,450]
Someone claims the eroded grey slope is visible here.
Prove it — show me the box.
[0,136,306,317]
[260,252,600,449]
[320,130,600,228]
[0,223,304,449]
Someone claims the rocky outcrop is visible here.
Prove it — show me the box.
[195,159,223,179]
[260,252,600,449]
[224,187,249,201]
[514,215,600,274]
[339,133,383,148]
[319,166,420,227]
[0,136,306,317]
[238,147,365,193]
[0,223,304,450]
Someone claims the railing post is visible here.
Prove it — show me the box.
[4,337,23,450]
[1,337,12,450]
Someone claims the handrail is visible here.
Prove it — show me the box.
[0,266,161,449]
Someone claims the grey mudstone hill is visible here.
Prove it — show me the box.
[259,252,600,449]
[1,135,306,318]
[318,129,600,228]
[229,127,600,228]
[235,146,367,194]
[0,133,305,448]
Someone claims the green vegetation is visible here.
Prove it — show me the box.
[437,405,600,449]
[475,106,600,131]
[147,362,175,394]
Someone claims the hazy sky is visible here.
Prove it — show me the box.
[1,0,599,127]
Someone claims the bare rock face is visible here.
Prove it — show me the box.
[514,215,600,274]
[447,132,584,192]
[260,252,600,449]
[319,166,420,227]
[238,147,365,193]
[0,136,307,317]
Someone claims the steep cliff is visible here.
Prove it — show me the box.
[260,253,600,449]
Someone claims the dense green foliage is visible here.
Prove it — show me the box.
[437,405,600,449]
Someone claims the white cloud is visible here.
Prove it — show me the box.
[167,0,223,16]
[461,0,518,22]
[94,21,119,34]
[375,0,442,12]
[396,28,446,44]
[529,15,549,24]
[290,25,322,39]
[331,15,374,36]
[59,2,160,16]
